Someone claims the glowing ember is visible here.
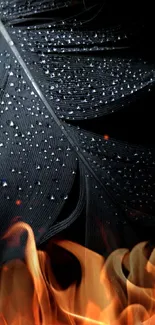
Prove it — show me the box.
[0,222,155,324]
[15,200,22,206]
[103,135,109,140]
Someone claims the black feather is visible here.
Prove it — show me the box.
[0,0,155,262]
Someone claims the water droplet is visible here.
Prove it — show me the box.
[9,40,14,46]
[64,195,68,200]
[35,181,41,186]
[2,180,8,187]
[8,120,15,127]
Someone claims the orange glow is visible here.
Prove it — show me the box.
[103,134,109,140]
[15,200,22,206]
[0,222,155,324]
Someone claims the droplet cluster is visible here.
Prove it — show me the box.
[67,125,155,220]
[0,0,71,20]
[0,48,77,235]
[8,25,155,120]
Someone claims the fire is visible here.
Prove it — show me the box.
[0,222,155,324]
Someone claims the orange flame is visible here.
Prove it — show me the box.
[0,222,155,324]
